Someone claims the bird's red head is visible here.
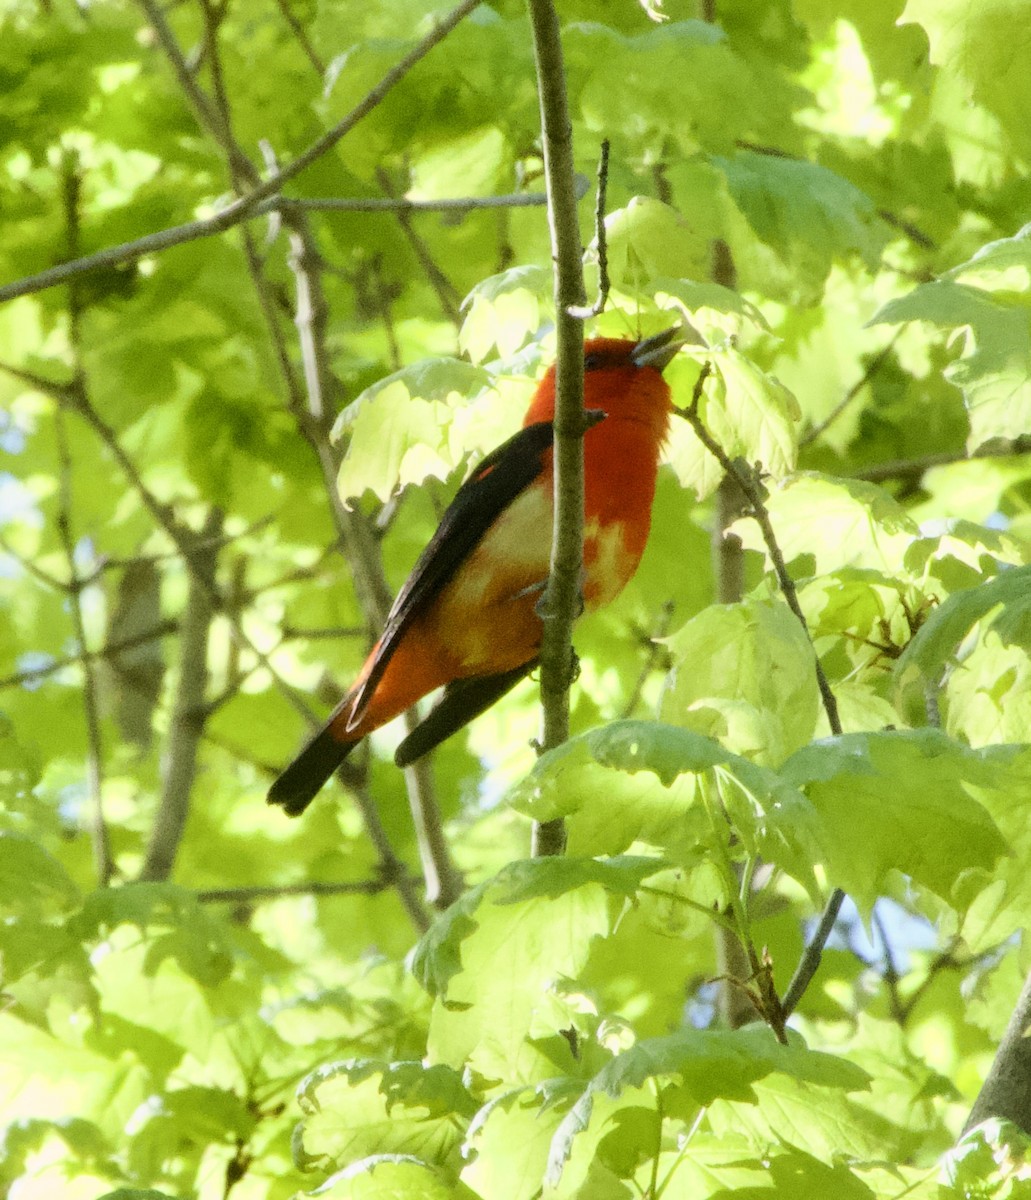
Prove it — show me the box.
[522,328,682,441]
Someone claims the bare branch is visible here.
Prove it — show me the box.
[195,878,398,903]
[0,530,74,593]
[527,0,590,858]
[164,11,436,923]
[800,333,901,447]
[272,0,326,75]
[139,507,223,882]
[854,436,1031,484]
[0,619,178,691]
[376,168,463,326]
[54,404,112,887]
[780,890,846,1017]
[966,964,1031,1136]
[568,139,611,320]
[277,202,461,908]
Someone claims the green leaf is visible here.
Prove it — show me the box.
[96,1191,181,1200]
[310,1155,482,1199]
[459,266,550,363]
[661,598,821,761]
[651,277,771,338]
[714,151,888,295]
[70,883,234,988]
[666,348,799,500]
[894,564,1031,719]
[0,831,79,914]
[510,721,822,895]
[333,358,494,503]
[293,1059,476,1173]
[548,1026,869,1183]
[781,729,1009,911]
[461,1089,564,1200]
[410,855,665,999]
[412,858,634,1080]
[732,474,919,574]
[603,197,713,292]
[871,276,1031,452]
[900,0,1031,157]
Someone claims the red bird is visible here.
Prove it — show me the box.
[268,328,682,815]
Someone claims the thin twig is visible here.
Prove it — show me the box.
[279,192,558,213]
[65,384,314,724]
[527,0,590,858]
[56,152,112,888]
[376,168,463,326]
[164,6,435,923]
[0,0,483,305]
[0,530,74,593]
[800,332,902,447]
[617,601,674,720]
[872,906,905,1025]
[568,138,611,320]
[780,889,846,1016]
[854,435,1031,483]
[676,363,847,1019]
[54,406,113,887]
[0,619,178,691]
[272,0,326,74]
[677,365,842,736]
[277,197,461,909]
[195,878,399,903]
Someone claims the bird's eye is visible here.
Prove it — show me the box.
[584,352,604,371]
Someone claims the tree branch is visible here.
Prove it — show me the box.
[153,7,437,922]
[568,138,610,320]
[139,507,223,882]
[280,203,461,910]
[195,877,399,904]
[676,365,847,1018]
[526,0,589,859]
[0,619,178,691]
[966,963,1031,1136]
[54,404,112,888]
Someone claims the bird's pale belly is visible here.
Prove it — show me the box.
[432,484,642,676]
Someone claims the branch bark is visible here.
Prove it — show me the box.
[966,964,1031,1136]
[526,0,589,859]
[139,507,223,882]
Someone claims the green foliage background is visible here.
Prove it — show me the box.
[3,0,1031,1196]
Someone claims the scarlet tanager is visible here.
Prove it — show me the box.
[268,327,683,815]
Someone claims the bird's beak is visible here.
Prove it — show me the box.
[631,326,686,373]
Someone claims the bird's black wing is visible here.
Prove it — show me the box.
[393,659,537,766]
[347,421,555,727]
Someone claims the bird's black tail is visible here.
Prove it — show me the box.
[267,721,354,817]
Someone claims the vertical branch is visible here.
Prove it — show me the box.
[706,218,753,1028]
[56,148,113,887]
[54,405,113,887]
[283,205,461,909]
[526,0,589,858]
[139,507,223,882]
